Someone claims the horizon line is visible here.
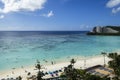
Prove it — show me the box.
[0,30,89,31]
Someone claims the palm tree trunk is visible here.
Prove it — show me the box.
[104,55,105,67]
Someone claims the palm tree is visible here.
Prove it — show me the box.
[37,71,43,80]
[70,58,76,66]
[101,52,107,67]
[108,53,120,79]
[35,60,41,71]
[63,59,76,79]
[35,60,43,80]
[108,52,117,59]
[63,68,108,80]
[16,76,22,80]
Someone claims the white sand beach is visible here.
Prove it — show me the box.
[0,55,111,80]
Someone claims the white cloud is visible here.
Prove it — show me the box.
[106,0,120,13]
[106,0,120,8]
[0,15,4,19]
[47,11,54,17]
[42,11,54,17]
[0,0,47,13]
[112,7,120,13]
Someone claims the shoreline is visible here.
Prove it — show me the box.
[0,55,111,80]
[0,54,91,72]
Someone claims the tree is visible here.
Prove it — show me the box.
[35,60,43,80]
[62,58,110,80]
[70,58,76,66]
[62,68,109,80]
[62,59,77,79]
[108,53,120,80]
[35,60,41,71]
[37,71,43,80]
[63,64,75,79]
[16,76,22,80]
[101,52,107,67]
[108,52,117,59]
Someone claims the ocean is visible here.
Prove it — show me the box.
[0,31,120,71]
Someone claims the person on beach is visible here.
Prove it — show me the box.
[51,61,54,65]
[43,59,48,63]
[25,70,27,73]
[12,71,14,74]
[54,61,56,64]
[21,66,24,68]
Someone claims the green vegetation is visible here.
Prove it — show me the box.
[16,76,22,80]
[108,53,120,80]
[35,60,44,80]
[61,58,110,80]
[15,52,120,80]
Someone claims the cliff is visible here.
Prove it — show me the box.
[87,26,120,36]
[106,26,120,32]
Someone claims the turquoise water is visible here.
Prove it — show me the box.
[0,31,120,71]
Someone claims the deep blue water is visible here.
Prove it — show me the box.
[0,31,120,71]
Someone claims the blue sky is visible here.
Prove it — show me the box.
[0,0,120,31]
